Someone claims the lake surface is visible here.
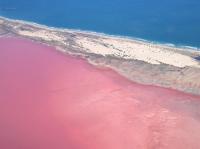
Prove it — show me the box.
[0,0,200,47]
[0,37,200,149]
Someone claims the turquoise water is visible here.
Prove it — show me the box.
[0,0,200,48]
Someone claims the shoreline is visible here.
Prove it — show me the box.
[2,35,200,98]
[0,15,200,53]
[0,16,200,95]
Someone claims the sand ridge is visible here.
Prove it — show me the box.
[1,17,199,68]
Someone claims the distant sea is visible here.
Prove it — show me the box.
[0,0,200,48]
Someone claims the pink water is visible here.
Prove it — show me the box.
[0,37,200,149]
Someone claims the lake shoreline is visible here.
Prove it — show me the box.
[0,16,200,95]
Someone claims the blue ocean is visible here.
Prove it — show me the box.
[0,0,200,48]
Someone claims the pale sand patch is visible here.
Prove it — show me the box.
[76,37,200,68]
[0,20,4,24]
[18,30,66,43]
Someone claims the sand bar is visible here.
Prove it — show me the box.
[0,17,200,95]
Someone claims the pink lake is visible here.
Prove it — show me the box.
[0,37,200,149]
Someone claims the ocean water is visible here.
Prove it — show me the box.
[0,0,200,48]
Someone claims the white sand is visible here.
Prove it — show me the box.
[76,37,200,68]
[16,26,200,68]
[18,30,65,43]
